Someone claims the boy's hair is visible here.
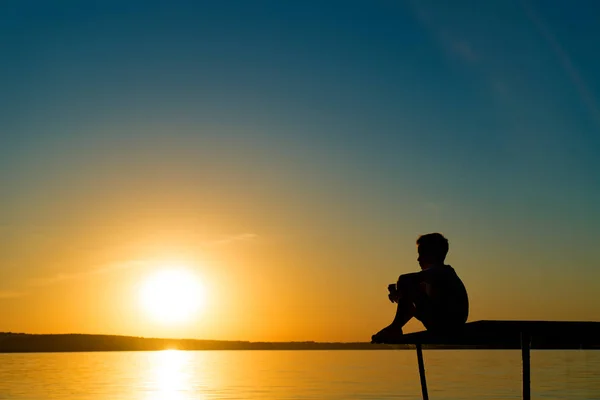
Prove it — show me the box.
[417,233,449,262]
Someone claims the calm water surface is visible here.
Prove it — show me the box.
[0,350,598,399]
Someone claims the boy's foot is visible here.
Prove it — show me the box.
[371,325,404,344]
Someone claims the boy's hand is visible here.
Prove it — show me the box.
[388,284,400,303]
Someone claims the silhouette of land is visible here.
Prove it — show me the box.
[2,320,599,353]
[0,332,402,353]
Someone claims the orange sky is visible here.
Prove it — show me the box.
[2,180,599,342]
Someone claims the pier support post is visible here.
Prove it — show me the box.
[416,343,429,400]
[521,332,531,400]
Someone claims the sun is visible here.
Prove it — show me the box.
[139,269,205,324]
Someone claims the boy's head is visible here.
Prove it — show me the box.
[416,233,449,269]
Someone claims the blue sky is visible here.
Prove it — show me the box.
[1,1,599,337]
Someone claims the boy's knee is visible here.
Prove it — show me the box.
[396,273,410,285]
[397,273,418,292]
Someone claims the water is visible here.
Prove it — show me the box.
[0,350,598,399]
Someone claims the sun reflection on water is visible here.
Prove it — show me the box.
[145,350,198,400]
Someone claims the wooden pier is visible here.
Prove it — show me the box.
[387,320,600,400]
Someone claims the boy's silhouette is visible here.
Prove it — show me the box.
[372,233,468,343]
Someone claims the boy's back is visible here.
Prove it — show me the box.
[414,264,469,332]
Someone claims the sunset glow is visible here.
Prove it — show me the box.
[2,0,600,343]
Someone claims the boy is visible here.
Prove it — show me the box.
[372,233,469,343]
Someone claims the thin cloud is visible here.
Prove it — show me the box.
[408,2,525,106]
[523,1,600,129]
[0,291,26,299]
[29,260,145,287]
[204,233,258,246]
[440,32,479,63]
[409,1,479,64]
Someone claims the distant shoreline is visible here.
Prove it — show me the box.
[2,332,596,353]
[0,332,396,352]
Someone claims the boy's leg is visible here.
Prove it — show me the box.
[372,272,430,343]
[371,298,416,343]
[412,296,434,331]
[391,298,417,328]
[372,273,426,343]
